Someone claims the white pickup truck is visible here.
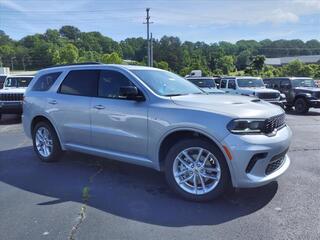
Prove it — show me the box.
[219,76,286,107]
[0,75,33,119]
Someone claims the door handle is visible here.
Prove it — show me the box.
[48,99,57,105]
[94,105,105,110]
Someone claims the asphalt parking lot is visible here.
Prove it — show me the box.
[0,110,319,240]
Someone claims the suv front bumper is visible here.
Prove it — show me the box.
[308,99,320,108]
[222,125,292,188]
[0,101,23,114]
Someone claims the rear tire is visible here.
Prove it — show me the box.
[294,98,309,114]
[32,121,62,162]
[164,138,231,201]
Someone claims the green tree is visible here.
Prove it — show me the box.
[156,61,169,70]
[101,52,122,64]
[236,50,252,70]
[58,43,79,64]
[217,56,235,74]
[179,66,192,77]
[59,26,81,41]
[250,55,265,72]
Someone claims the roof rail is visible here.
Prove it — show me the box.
[45,62,103,69]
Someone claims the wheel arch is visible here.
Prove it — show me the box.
[31,115,65,150]
[294,94,309,102]
[157,128,234,177]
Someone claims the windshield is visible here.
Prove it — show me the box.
[188,78,216,88]
[237,78,264,88]
[4,77,33,88]
[132,70,203,96]
[291,79,316,88]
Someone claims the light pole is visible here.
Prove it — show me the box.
[11,57,16,71]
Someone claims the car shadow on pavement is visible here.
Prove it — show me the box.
[0,114,21,125]
[0,146,278,227]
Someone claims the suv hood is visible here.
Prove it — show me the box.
[239,87,279,94]
[171,94,284,118]
[201,87,225,94]
[294,87,320,93]
[0,87,26,94]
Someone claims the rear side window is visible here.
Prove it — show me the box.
[220,79,227,88]
[59,70,100,97]
[98,70,134,99]
[32,72,62,91]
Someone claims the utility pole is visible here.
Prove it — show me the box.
[144,8,153,66]
[150,33,153,67]
[11,57,16,71]
[22,57,26,71]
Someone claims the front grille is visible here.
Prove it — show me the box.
[0,93,23,101]
[314,91,320,99]
[265,149,288,175]
[257,92,280,100]
[264,113,286,134]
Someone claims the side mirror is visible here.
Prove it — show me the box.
[119,86,144,101]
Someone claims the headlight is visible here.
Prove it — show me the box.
[305,93,312,98]
[227,119,266,134]
[280,93,286,99]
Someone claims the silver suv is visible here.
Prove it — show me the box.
[23,63,291,201]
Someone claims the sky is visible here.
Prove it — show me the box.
[0,0,319,43]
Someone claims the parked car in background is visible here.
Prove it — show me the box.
[23,63,291,201]
[219,76,286,107]
[0,75,34,119]
[185,69,202,78]
[186,77,225,94]
[0,74,7,89]
[263,77,320,114]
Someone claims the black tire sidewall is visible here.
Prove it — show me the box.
[295,98,309,114]
[32,122,62,162]
[164,138,231,201]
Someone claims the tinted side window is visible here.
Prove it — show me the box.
[228,79,236,89]
[273,79,280,89]
[32,72,62,91]
[220,79,227,88]
[59,70,100,97]
[263,79,272,88]
[98,70,134,99]
[280,79,290,88]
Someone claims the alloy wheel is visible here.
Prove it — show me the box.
[172,147,221,195]
[35,127,53,158]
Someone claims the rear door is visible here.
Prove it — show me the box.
[90,69,148,159]
[48,69,99,147]
[220,79,228,92]
[226,79,237,94]
[279,79,294,102]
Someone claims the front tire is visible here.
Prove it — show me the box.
[32,122,62,162]
[164,139,230,201]
[294,98,309,114]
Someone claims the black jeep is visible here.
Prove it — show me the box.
[263,77,320,114]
